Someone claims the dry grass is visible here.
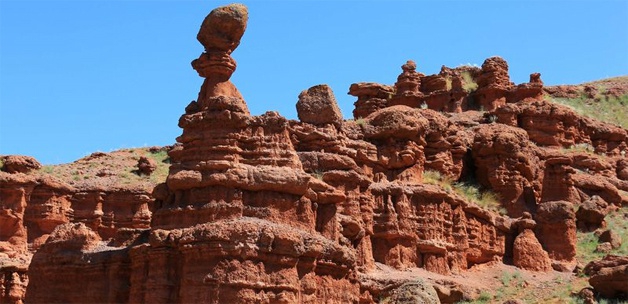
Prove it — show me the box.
[548,93,628,130]
[35,147,170,190]
[423,170,505,215]
[461,71,478,92]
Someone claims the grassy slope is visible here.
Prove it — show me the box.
[547,76,628,129]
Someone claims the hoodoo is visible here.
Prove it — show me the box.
[1,3,625,304]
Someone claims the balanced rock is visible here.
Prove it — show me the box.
[389,60,424,108]
[192,3,248,101]
[296,84,343,126]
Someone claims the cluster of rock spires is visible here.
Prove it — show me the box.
[1,4,627,303]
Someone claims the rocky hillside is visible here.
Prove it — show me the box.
[1,4,627,304]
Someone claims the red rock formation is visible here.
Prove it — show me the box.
[348,82,393,119]
[24,177,74,249]
[297,84,343,126]
[493,100,628,154]
[540,153,578,203]
[13,4,628,304]
[474,57,513,111]
[0,264,28,304]
[584,255,628,299]
[137,156,156,175]
[535,201,577,270]
[0,156,41,174]
[0,173,36,258]
[512,212,552,271]
[513,230,552,271]
[509,73,544,103]
[192,3,248,100]
[576,195,609,231]
[389,60,424,108]
[471,124,541,216]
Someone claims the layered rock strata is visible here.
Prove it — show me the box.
[2,3,626,304]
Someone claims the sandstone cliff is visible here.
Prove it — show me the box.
[1,4,627,304]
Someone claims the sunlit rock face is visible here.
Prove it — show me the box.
[14,3,628,304]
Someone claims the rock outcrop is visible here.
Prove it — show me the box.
[348,82,393,119]
[584,255,628,299]
[2,3,627,304]
[297,84,343,126]
[0,156,41,174]
[512,213,552,271]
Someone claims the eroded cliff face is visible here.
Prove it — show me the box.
[1,3,627,304]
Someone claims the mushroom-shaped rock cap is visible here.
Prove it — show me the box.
[197,3,248,52]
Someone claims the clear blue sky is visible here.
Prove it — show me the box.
[1,1,627,164]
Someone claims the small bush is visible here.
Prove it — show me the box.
[461,71,478,92]
[355,118,368,126]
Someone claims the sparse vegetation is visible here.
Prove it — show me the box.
[423,170,505,215]
[445,76,453,91]
[565,143,595,154]
[355,118,368,126]
[34,147,171,188]
[146,149,170,184]
[500,269,522,286]
[41,166,55,174]
[548,93,628,129]
[309,170,324,180]
[461,71,478,93]
[576,206,628,264]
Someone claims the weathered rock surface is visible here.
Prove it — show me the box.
[512,213,552,271]
[584,255,628,299]
[513,229,552,271]
[0,156,41,174]
[137,156,157,175]
[348,82,393,119]
[383,279,440,304]
[297,84,343,126]
[471,123,541,217]
[3,4,628,304]
[535,201,577,265]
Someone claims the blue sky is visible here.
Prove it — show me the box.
[1,1,627,164]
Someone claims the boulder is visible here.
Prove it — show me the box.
[599,229,622,249]
[576,196,609,231]
[584,255,628,299]
[137,156,157,175]
[384,279,440,304]
[296,84,343,126]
